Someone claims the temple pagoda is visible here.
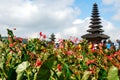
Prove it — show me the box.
[81,3,109,43]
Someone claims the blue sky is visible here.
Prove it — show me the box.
[74,0,98,19]
[74,0,118,25]
[0,0,120,41]
[76,0,119,27]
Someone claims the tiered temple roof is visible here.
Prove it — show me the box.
[81,3,109,43]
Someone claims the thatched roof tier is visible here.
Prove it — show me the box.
[91,15,100,17]
[81,34,110,39]
[90,17,101,21]
[89,24,102,28]
[90,21,101,24]
[87,28,104,32]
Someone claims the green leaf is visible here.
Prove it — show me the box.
[36,68,51,80]
[107,66,119,80]
[81,51,87,58]
[81,71,92,80]
[26,42,35,52]
[60,63,73,80]
[44,54,56,68]
[36,54,56,80]
[21,48,29,61]
[8,68,17,80]
[16,61,30,80]
[0,41,3,47]
[0,62,3,70]
[80,61,88,71]
[98,68,107,80]
[64,64,72,79]
[7,29,14,38]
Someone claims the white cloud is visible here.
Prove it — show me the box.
[102,0,114,5]
[72,19,83,24]
[101,19,120,41]
[112,11,120,21]
[27,32,39,38]
[0,0,81,38]
[11,3,38,20]
[55,18,90,40]
[102,0,120,22]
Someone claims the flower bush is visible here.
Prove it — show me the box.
[0,29,120,80]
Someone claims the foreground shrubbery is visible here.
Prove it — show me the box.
[0,29,120,80]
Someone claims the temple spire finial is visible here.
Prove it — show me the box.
[94,2,97,4]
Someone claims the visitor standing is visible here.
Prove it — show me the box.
[106,40,111,50]
[114,39,119,51]
[117,39,120,49]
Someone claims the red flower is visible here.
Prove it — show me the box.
[74,37,78,43]
[14,36,16,38]
[107,56,112,60]
[10,50,14,53]
[59,43,64,49]
[86,59,96,65]
[113,52,119,57]
[91,48,95,53]
[43,34,46,39]
[39,32,43,36]
[58,39,63,43]
[67,50,73,55]
[9,43,14,47]
[35,59,42,67]
[77,55,83,59]
[113,53,117,57]
[88,66,96,74]
[16,37,23,42]
[118,50,120,53]
[99,43,103,47]
[57,64,62,71]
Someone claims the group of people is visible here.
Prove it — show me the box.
[105,39,120,51]
[89,39,120,51]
